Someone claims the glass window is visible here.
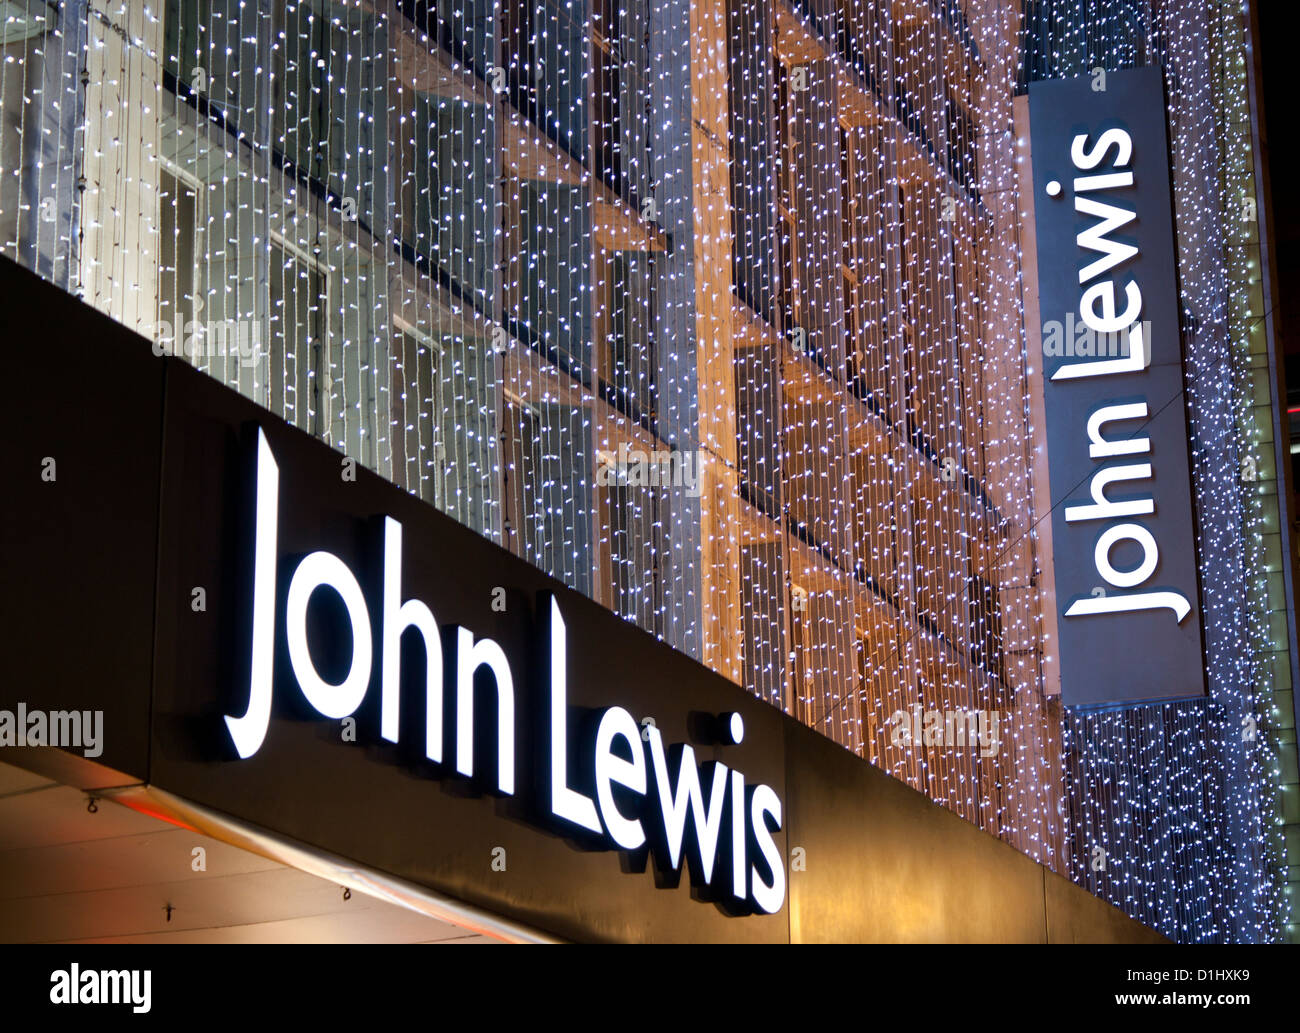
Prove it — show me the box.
[403,93,495,309]
[504,398,593,594]
[268,238,327,437]
[392,323,443,508]
[514,180,592,380]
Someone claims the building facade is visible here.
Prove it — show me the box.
[0,0,1293,941]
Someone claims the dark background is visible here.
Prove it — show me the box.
[1258,4,1299,468]
[1259,4,1295,354]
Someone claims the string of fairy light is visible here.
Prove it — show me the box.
[0,0,1286,940]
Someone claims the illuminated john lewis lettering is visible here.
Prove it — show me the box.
[1046,128,1192,625]
[223,427,785,913]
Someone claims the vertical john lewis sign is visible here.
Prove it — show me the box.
[1028,68,1206,706]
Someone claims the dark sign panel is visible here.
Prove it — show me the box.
[1028,68,1206,706]
[144,363,791,942]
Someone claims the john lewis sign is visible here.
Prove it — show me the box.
[1028,68,1207,706]
[223,428,785,914]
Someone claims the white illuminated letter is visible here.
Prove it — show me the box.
[1073,170,1134,193]
[646,727,728,878]
[225,428,278,759]
[547,597,601,832]
[749,783,785,915]
[731,769,747,900]
[1079,279,1142,334]
[1087,402,1150,459]
[1074,197,1138,284]
[1070,128,1132,171]
[593,707,647,850]
[1052,320,1149,380]
[454,628,515,794]
[1064,463,1154,523]
[592,712,647,847]
[1095,523,1159,589]
[286,552,373,719]
[1066,591,1192,623]
[382,517,444,761]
